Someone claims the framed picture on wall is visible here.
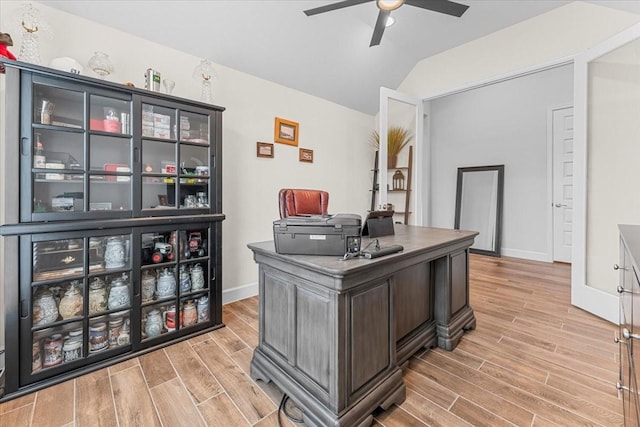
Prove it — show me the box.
[274,117,299,146]
[299,148,313,163]
[257,141,274,158]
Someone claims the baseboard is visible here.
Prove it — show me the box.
[571,283,619,325]
[500,248,550,262]
[223,282,258,305]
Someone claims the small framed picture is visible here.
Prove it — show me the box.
[257,141,274,158]
[299,148,313,163]
[274,117,299,146]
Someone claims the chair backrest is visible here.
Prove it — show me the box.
[279,189,329,218]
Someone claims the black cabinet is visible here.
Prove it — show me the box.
[0,61,225,401]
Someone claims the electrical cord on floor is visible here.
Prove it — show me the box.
[278,393,304,427]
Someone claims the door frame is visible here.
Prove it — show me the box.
[546,104,573,263]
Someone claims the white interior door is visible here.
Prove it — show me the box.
[572,23,640,324]
[552,107,574,263]
[379,87,424,225]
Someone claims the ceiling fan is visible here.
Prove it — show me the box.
[304,0,469,47]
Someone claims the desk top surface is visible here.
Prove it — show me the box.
[248,225,478,276]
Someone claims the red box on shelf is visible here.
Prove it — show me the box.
[103,119,120,133]
[89,119,104,131]
[104,163,130,181]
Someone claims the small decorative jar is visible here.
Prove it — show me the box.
[32,339,42,372]
[141,270,156,303]
[43,334,63,368]
[89,277,108,314]
[156,268,176,298]
[181,300,197,327]
[104,236,126,269]
[62,336,82,363]
[197,295,209,323]
[33,288,59,326]
[117,318,130,346]
[163,305,177,331]
[108,273,130,310]
[89,321,109,352]
[108,312,125,347]
[68,328,83,343]
[190,264,205,291]
[179,265,191,293]
[58,281,83,319]
[145,309,163,338]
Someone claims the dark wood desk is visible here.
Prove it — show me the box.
[248,225,477,427]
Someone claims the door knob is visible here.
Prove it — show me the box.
[554,203,568,208]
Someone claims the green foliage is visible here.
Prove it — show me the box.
[370,126,412,156]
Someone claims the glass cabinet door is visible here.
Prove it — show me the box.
[25,231,132,383]
[88,95,133,212]
[141,102,211,213]
[178,111,210,210]
[27,78,133,221]
[31,83,85,217]
[140,225,211,343]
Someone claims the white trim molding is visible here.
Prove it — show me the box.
[223,282,258,305]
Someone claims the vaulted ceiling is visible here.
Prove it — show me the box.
[44,1,640,115]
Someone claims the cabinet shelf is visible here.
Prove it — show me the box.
[33,122,83,131]
[89,130,131,138]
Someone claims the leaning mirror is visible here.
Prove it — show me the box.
[454,165,504,256]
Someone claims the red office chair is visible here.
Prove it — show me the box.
[278,189,329,218]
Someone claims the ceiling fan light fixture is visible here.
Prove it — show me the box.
[385,15,395,27]
[377,0,404,11]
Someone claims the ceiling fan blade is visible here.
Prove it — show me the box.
[370,9,390,47]
[304,0,372,16]
[404,0,469,17]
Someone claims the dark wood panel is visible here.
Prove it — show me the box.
[350,281,390,393]
[450,250,468,315]
[295,287,331,390]
[394,262,431,341]
[262,271,291,359]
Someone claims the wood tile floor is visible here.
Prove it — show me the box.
[0,254,623,426]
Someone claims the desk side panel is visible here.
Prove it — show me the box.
[296,287,331,391]
[394,262,432,342]
[263,272,292,360]
[350,281,390,393]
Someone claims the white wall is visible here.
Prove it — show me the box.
[399,2,640,99]
[0,2,375,302]
[428,64,573,260]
